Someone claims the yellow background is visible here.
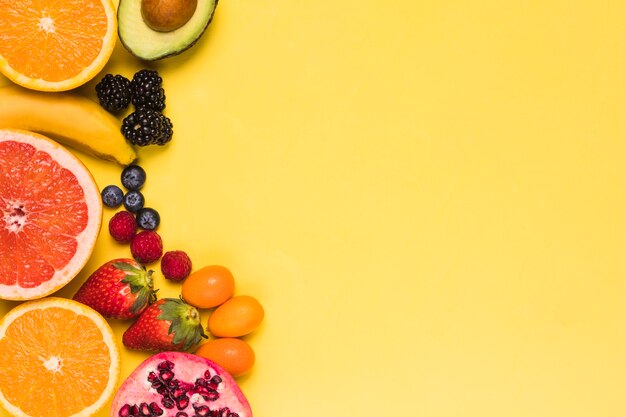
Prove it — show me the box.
[1,0,626,416]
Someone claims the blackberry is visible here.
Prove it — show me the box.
[101,185,124,208]
[121,164,147,190]
[130,69,166,111]
[95,74,131,113]
[121,108,174,146]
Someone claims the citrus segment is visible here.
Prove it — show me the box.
[0,298,120,417]
[0,129,102,300]
[0,0,117,91]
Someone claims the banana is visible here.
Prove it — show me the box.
[0,85,136,165]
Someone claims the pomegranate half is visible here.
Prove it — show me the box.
[111,352,252,417]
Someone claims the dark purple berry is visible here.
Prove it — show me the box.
[121,164,147,191]
[130,69,166,111]
[123,190,145,213]
[101,185,124,208]
[136,207,160,230]
[96,74,131,113]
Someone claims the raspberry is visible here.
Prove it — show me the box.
[108,211,137,242]
[161,251,192,282]
[130,230,163,264]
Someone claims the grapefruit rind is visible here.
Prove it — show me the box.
[0,297,120,417]
[0,0,117,92]
[0,129,102,300]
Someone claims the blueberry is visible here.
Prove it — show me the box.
[100,185,124,208]
[121,164,147,191]
[136,207,160,230]
[123,190,145,213]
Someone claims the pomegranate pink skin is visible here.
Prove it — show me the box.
[110,352,252,417]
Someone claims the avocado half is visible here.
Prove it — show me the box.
[118,0,218,61]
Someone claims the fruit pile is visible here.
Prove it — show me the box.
[0,1,263,417]
[97,69,174,147]
[85,162,265,378]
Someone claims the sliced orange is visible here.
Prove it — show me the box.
[0,0,117,91]
[0,297,120,417]
[0,129,102,300]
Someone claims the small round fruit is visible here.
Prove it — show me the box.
[130,230,163,264]
[109,210,137,242]
[101,184,124,208]
[194,338,255,377]
[121,164,147,190]
[161,250,192,282]
[123,190,145,213]
[96,74,132,113]
[141,0,198,32]
[181,265,235,309]
[208,296,264,338]
[136,207,160,230]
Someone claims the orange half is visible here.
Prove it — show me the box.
[0,298,120,417]
[0,0,117,91]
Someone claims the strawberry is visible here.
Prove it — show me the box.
[73,258,156,320]
[122,298,206,352]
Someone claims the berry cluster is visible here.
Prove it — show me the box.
[102,164,191,280]
[95,69,173,146]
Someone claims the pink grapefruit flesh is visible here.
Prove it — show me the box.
[0,129,102,300]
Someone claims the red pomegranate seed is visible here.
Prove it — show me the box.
[149,402,163,416]
[161,397,175,409]
[158,360,174,370]
[139,403,151,417]
[119,404,131,417]
[176,395,189,410]
[160,370,174,381]
[194,405,210,417]
[172,388,186,399]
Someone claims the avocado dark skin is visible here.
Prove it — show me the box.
[118,0,218,61]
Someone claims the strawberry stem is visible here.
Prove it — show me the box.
[157,298,207,350]
[115,262,156,314]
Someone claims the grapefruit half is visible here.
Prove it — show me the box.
[0,129,102,300]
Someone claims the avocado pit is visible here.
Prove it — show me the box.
[141,0,197,32]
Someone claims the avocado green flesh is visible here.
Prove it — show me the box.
[118,0,217,61]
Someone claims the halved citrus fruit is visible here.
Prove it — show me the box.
[0,0,117,91]
[0,129,102,300]
[0,297,120,417]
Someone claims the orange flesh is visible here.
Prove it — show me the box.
[0,307,112,417]
[0,140,88,288]
[0,0,107,82]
